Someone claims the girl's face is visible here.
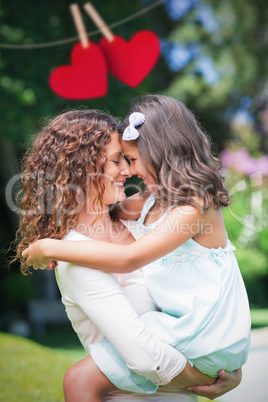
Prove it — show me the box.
[101,132,131,205]
[122,141,156,192]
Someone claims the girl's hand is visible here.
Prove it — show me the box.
[22,239,53,270]
[187,368,242,400]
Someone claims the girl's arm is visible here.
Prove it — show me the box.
[22,205,201,272]
[112,189,150,220]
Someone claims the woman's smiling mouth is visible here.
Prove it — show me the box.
[113,181,125,188]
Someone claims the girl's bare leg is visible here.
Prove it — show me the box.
[63,354,117,402]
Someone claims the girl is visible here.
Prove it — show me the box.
[22,97,248,399]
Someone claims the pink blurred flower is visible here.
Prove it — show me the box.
[221,148,268,176]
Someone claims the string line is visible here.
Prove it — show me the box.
[0,0,166,50]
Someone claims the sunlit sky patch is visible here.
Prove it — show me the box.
[164,0,201,20]
[160,0,221,84]
[195,4,220,33]
[195,55,221,84]
[161,41,200,71]
[163,0,220,34]
[232,96,254,125]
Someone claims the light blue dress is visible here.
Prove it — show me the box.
[89,193,251,393]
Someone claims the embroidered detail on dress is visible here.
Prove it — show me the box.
[155,240,235,269]
[170,253,189,263]
[191,250,207,261]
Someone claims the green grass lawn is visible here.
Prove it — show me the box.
[0,332,84,402]
[0,331,218,402]
[2,307,268,402]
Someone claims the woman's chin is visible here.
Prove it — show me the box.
[111,191,126,204]
[117,192,126,202]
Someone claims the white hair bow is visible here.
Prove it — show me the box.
[122,112,145,141]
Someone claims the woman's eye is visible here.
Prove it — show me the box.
[112,160,120,165]
[130,158,136,162]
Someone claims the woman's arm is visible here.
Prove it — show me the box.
[22,205,201,272]
[57,260,213,390]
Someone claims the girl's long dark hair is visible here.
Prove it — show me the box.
[122,94,231,209]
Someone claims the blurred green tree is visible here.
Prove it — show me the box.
[1,0,268,322]
[0,0,175,327]
[164,0,268,150]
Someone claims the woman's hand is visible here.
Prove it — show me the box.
[22,239,54,270]
[173,361,216,388]
[187,368,242,400]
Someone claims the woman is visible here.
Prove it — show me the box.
[17,110,241,401]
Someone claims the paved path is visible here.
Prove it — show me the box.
[219,327,268,402]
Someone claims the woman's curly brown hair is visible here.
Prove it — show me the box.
[14,110,118,275]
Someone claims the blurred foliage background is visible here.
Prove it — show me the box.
[0,0,268,336]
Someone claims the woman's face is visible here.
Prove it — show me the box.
[101,132,131,205]
[122,140,156,191]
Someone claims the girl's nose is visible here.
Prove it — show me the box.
[129,165,137,176]
[120,159,131,178]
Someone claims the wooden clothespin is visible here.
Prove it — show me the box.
[83,2,114,43]
[70,3,89,48]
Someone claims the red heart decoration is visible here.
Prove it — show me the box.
[99,31,160,88]
[49,42,107,100]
